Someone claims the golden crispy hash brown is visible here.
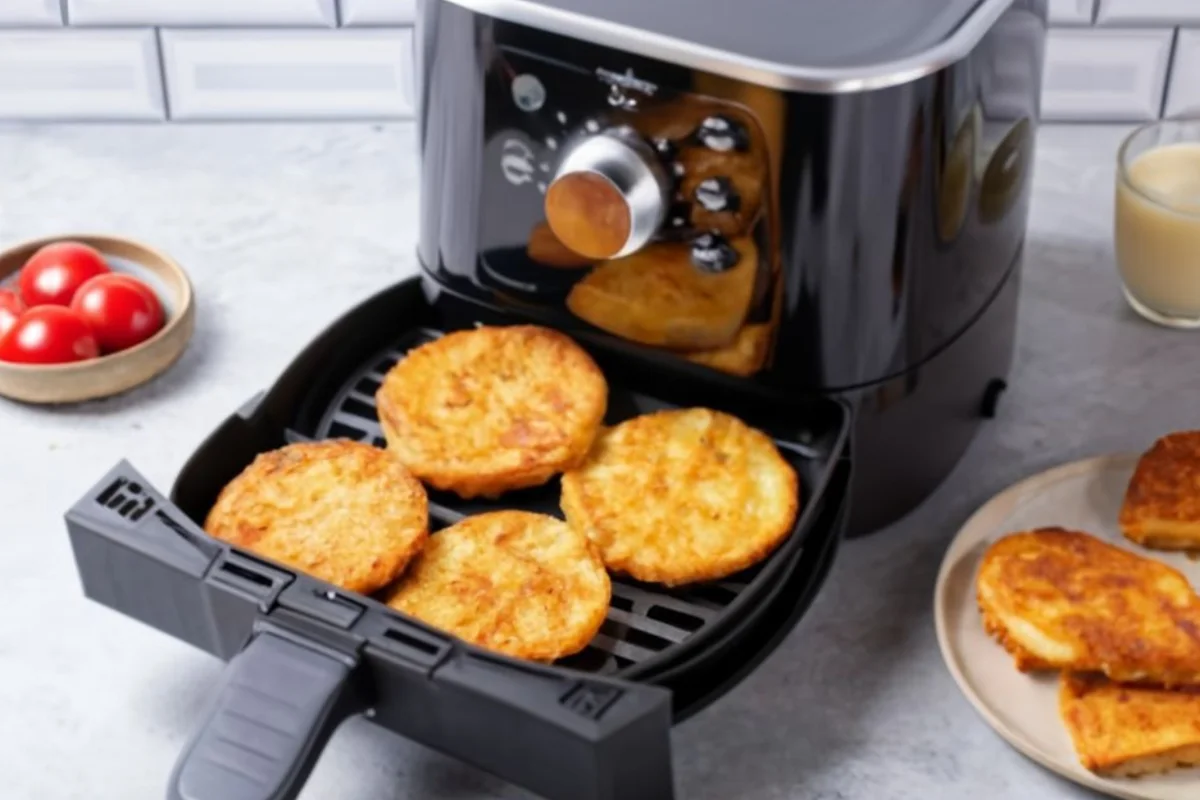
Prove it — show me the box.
[1060,671,1200,777]
[384,511,610,661]
[561,407,799,587]
[204,440,429,594]
[375,325,608,499]
[1120,430,1200,551]
[976,528,1200,686]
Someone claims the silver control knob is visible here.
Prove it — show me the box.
[544,127,671,261]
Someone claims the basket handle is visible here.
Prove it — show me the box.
[167,631,361,800]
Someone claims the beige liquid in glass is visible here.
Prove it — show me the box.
[1115,143,1200,321]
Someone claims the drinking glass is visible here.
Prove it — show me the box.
[1115,118,1200,328]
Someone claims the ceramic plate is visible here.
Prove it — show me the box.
[934,453,1200,800]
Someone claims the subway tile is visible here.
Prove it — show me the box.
[1165,29,1200,116]
[0,29,164,120]
[0,0,62,25]
[1040,28,1173,121]
[68,0,337,26]
[339,0,417,25]
[160,29,413,120]
[1047,0,1096,25]
[1097,0,1200,25]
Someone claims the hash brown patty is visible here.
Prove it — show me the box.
[976,528,1200,686]
[561,407,799,586]
[204,440,429,595]
[1120,430,1200,551]
[384,511,611,661]
[375,325,608,499]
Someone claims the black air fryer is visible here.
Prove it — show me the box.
[64,2,1046,799]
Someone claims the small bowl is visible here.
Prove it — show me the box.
[0,233,195,404]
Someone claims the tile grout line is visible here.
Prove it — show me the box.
[1158,26,1181,119]
[153,27,172,121]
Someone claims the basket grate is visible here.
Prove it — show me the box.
[304,329,775,677]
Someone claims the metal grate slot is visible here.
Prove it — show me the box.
[645,605,705,633]
[327,421,369,441]
[306,328,803,677]
[609,594,634,612]
[356,377,382,396]
[592,633,663,664]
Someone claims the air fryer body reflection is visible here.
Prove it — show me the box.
[416,0,1046,534]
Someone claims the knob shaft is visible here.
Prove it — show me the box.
[545,129,671,260]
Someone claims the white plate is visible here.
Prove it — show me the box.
[934,453,1200,800]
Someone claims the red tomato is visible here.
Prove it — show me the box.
[0,305,99,364]
[0,288,24,338]
[70,273,164,353]
[18,241,110,307]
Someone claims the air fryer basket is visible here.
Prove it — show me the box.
[64,276,851,800]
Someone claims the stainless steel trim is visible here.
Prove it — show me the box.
[440,0,1018,93]
[551,129,670,258]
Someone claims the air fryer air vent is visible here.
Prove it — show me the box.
[305,329,770,676]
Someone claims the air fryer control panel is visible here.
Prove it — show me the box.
[474,46,779,378]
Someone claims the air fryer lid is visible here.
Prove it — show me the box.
[442,0,1016,91]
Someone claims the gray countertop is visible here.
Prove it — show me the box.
[0,122,1186,800]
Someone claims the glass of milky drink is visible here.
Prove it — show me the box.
[1115,118,1200,328]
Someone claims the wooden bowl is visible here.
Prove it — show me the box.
[0,234,195,404]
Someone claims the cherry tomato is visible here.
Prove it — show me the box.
[0,288,24,338]
[0,305,99,364]
[18,241,110,307]
[70,273,164,353]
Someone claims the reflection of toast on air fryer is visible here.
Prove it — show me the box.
[526,221,593,269]
[628,98,766,238]
[975,432,1200,778]
[682,323,772,377]
[679,144,764,237]
[204,325,802,663]
[566,236,757,350]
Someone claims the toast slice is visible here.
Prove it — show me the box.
[1060,671,1200,777]
[976,528,1200,686]
[1120,431,1200,551]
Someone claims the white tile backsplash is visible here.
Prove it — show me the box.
[0,0,63,25]
[160,29,413,120]
[1165,29,1200,116]
[0,4,1196,122]
[1097,0,1200,26]
[68,0,338,26]
[339,0,416,25]
[0,29,164,120]
[1048,0,1096,25]
[1041,28,1174,120]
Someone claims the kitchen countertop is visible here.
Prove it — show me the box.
[0,122,1183,800]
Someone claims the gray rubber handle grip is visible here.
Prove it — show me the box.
[168,632,358,800]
